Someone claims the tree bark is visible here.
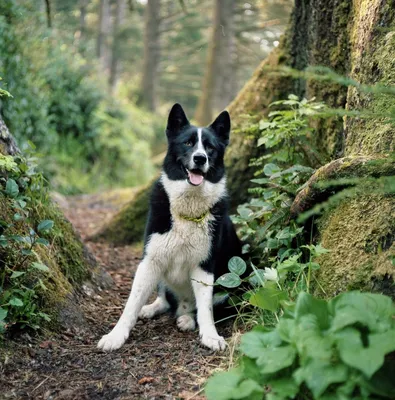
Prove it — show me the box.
[79,0,88,44]
[194,0,233,125]
[109,0,126,93]
[97,0,111,71]
[0,115,19,156]
[140,0,161,112]
[214,0,237,111]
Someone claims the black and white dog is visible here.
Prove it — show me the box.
[98,103,241,352]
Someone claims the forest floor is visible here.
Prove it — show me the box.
[1,193,233,400]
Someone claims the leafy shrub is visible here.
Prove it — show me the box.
[0,1,159,194]
[206,291,395,400]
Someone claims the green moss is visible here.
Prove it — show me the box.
[345,4,395,156]
[92,180,154,245]
[314,195,395,297]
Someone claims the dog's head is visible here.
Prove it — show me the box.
[163,103,230,186]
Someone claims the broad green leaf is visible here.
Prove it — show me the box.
[10,271,25,279]
[256,345,296,374]
[36,238,49,246]
[31,262,50,272]
[249,285,288,312]
[335,328,395,378]
[295,292,330,330]
[237,206,252,220]
[276,227,291,240]
[216,273,242,288]
[277,318,296,343]
[264,163,281,176]
[295,314,333,362]
[232,379,263,400]
[240,326,282,358]
[330,291,395,333]
[9,297,23,307]
[228,257,247,276]
[0,307,7,321]
[5,179,19,198]
[37,220,54,232]
[266,377,299,399]
[205,370,241,400]
[293,360,348,398]
[241,357,262,383]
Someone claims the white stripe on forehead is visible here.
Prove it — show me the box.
[197,128,204,152]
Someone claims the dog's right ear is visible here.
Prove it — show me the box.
[166,103,190,138]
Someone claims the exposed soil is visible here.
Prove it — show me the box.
[0,193,232,400]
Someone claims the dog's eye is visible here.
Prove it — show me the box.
[185,141,193,147]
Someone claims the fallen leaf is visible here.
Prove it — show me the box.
[138,376,155,385]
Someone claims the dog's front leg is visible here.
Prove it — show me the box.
[98,259,161,351]
[191,266,227,351]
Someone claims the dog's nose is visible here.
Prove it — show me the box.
[193,153,207,166]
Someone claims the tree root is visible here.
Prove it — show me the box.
[290,156,395,217]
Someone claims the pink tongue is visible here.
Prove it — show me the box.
[188,171,204,185]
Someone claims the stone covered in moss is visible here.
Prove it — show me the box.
[91,181,154,245]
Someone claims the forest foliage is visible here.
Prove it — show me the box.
[0,0,291,194]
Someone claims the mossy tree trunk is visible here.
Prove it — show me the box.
[96,0,394,297]
[0,116,109,331]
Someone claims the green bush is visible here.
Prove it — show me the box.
[206,291,395,400]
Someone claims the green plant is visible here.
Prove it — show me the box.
[206,291,395,400]
[217,243,328,323]
[0,152,53,332]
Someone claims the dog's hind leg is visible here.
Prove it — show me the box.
[139,285,170,319]
[176,299,196,331]
[97,259,161,352]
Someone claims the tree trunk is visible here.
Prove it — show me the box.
[79,0,88,43]
[97,0,111,71]
[194,0,233,125]
[109,0,126,93]
[214,0,236,112]
[0,115,19,155]
[95,0,395,298]
[140,0,161,112]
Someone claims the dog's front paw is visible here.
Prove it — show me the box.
[97,326,129,352]
[200,333,227,351]
[177,314,196,331]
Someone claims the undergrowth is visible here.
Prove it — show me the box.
[207,93,395,400]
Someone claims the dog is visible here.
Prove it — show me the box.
[98,103,241,352]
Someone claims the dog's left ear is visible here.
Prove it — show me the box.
[209,111,231,146]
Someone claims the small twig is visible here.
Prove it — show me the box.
[187,387,204,400]
[32,375,51,392]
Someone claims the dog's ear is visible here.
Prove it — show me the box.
[166,103,190,137]
[209,110,231,145]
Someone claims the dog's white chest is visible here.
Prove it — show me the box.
[145,218,212,289]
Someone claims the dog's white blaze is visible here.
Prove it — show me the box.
[189,128,209,172]
[97,172,228,352]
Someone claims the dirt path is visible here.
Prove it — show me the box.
[0,194,231,400]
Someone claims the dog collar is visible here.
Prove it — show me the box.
[179,211,209,223]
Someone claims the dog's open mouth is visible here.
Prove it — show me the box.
[187,169,205,186]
